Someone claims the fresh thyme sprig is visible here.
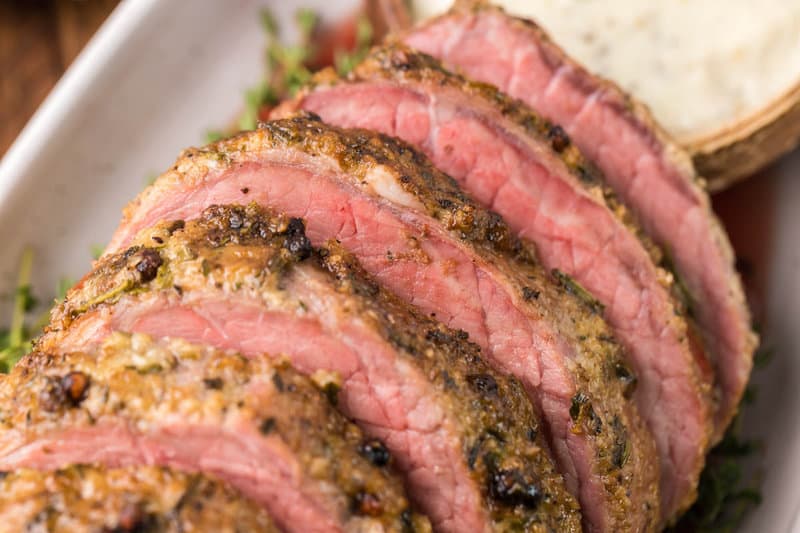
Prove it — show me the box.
[0,248,36,372]
[238,8,318,132]
[334,15,373,76]
[0,250,77,373]
[209,7,374,139]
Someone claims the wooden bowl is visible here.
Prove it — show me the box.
[689,81,800,191]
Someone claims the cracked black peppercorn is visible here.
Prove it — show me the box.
[283,218,313,260]
[62,371,90,405]
[40,371,90,412]
[134,249,162,282]
[489,468,542,509]
[359,439,391,467]
[259,418,276,435]
[522,286,540,301]
[546,125,570,153]
[467,373,499,396]
[166,220,185,234]
[272,372,284,392]
[202,377,224,390]
[228,211,243,230]
[614,361,638,399]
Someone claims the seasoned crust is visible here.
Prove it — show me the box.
[46,205,583,532]
[115,113,523,260]
[9,332,421,532]
[104,113,659,528]
[287,53,711,520]
[0,465,279,533]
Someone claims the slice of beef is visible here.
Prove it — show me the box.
[100,117,658,531]
[280,44,713,527]
[39,206,582,533]
[402,1,756,461]
[0,465,279,532]
[0,332,422,533]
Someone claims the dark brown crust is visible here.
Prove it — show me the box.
[7,332,419,532]
[106,116,658,529]
[289,48,709,526]
[0,465,279,532]
[46,205,583,532]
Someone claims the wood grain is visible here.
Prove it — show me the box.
[0,0,119,156]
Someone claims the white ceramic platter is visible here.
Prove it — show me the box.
[0,1,797,531]
[744,151,800,533]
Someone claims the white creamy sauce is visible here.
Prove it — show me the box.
[413,0,800,142]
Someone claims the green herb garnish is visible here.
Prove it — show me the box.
[334,15,373,75]
[0,248,36,371]
[226,7,376,136]
[90,243,105,260]
[669,418,762,533]
[238,83,280,131]
[238,8,319,132]
[259,8,279,37]
[295,8,318,38]
[0,248,82,373]
[551,268,604,315]
[205,130,225,143]
[669,343,769,532]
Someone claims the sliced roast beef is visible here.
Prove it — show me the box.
[0,465,279,532]
[40,206,582,533]
[402,1,756,462]
[100,117,659,531]
[280,44,712,524]
[1,332,422,533]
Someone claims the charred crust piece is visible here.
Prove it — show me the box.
[135,249,163,282]
[359,439,392,468]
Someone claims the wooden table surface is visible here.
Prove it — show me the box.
[0,0,120,157]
